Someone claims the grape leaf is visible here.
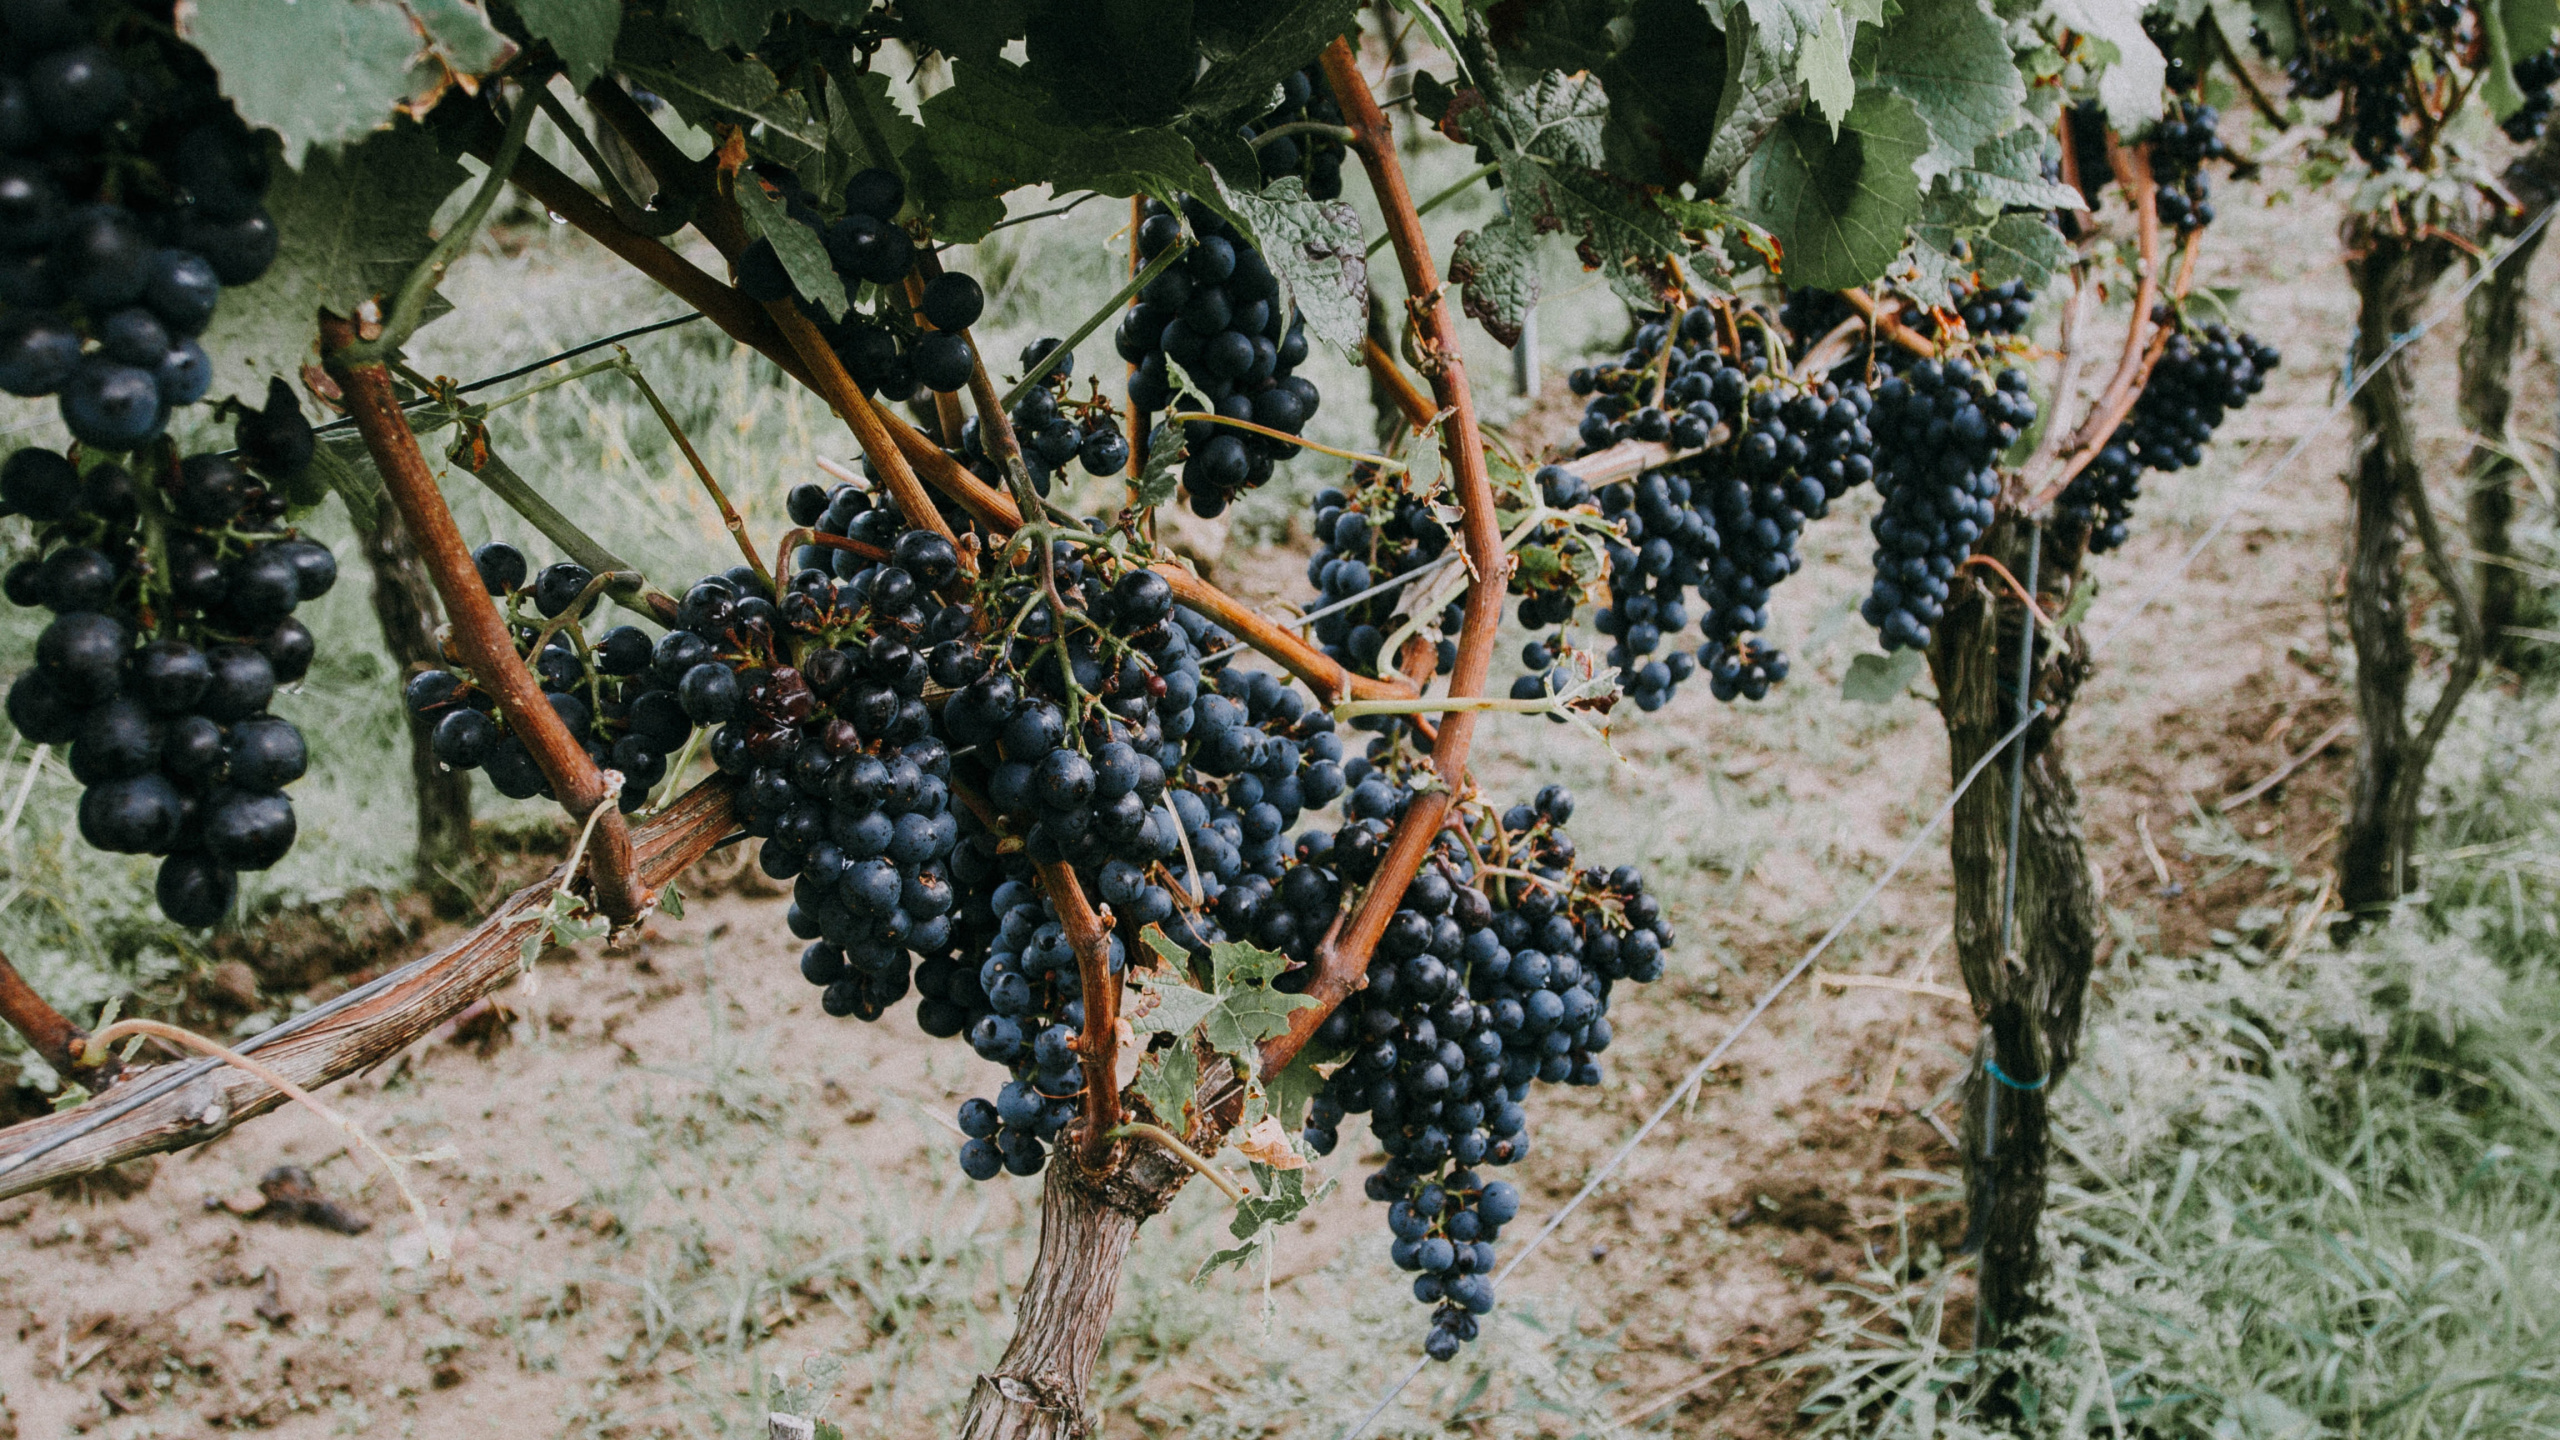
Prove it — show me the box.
[1223,179,1368,360]
[1132,1034,1201,1130]
[1799,6,1857,134]
[1698,27,1802,199]
[1264,1048,1328,1131]
[895,0,1031,68]
[1746,87,1930,290]
[1135,424,1188,510]
[1841,647,1926,702]
[512,0,622,88]
[1131,968,1224,1039]
[615,18,827,160]
[1852,0,2029,184]
[1133,929,1318,1066]
[1449,60,1687,309]
[1449,211,1543,348]
[1022,0,1198,130]
[730,175,849,319]
[408,0,518,75]
[1705,0,1834,63]
[197,121,466,405]
[2045,0,2166,126]
[1949,127,2086,214]
[1195,1164,1332,1282]
[1186,0,1364,118]
[918,60,1222,243]
[181,0,474,165]
[1970,212,2071,287]
[662,0,787,51]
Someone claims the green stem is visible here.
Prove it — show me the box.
[1107,1121,1248,1201]
[1365,161,1498,258]
[444,438,657,614]
[1162,411,1406,471]
[1250,120,1357,149]
[342,89,536,366]
[1001,237,1195,411]
[610,354,769,588]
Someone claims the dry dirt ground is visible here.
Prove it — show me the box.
[2,161,2538,1439]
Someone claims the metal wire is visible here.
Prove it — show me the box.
[303,311,708,441]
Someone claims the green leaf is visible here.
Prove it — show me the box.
[918,60,1222,243]
[1715,0,1833,62]
[1698,27,1801,200]
[308,438,383,529]
[732,175,849,319]
[513,0,622,88]
[2056,575,2098,626]
[1841,647,1926,702]
[1131,969,1224,1039]
[1950,127,2085,213]
[1135,424,1187,509]
[197,121,466,405]
[1448,211,1543,348]
[2046,0,2165,126]
[1971,211,2070,287]
[1747,87,1930,290]
[616,17,827,158]
[2483,0,2556,119]
[896,0,1031,68]
[1853,0,2029,184]
[658,883,685,919]
[1799,6,1857,134]
[1196,1164,1335,1281]
[1186,0,1364,118]
[1023,0,1199,129]
[1134,1036,1201,1130]
[663,0,788,51]
[1265,1048,1328,1131]
[1132,928,1317,1070]
[181,0,447,166]
[1223,179,1368,360]
[409,0,518,74]
[1454,63,1688,309]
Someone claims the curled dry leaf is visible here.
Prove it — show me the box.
[1233,1114,1306,1171]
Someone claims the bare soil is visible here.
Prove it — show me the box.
[2,163,2534,1440]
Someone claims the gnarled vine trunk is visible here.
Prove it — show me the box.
[2337,225,2458,923]
[2461,130,2560,672]
[1929,514,2101,1348]
[352,496,475,906]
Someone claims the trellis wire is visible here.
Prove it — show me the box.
[1343,200,2559,1438]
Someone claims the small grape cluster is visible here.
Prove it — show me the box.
[1300,472,1462,692]
[2507,47,2560,141]
[1117,197,1321,517]
[0,0,281,449]
[0,400,325,926]
[1558,311,1877,706]
[1953,279,2037,337]
[1302,784,1672,1359]
[1243,67,1349,199]
[2284,8,2453,168]
[2059,324,2278,552]
[735,165,990,398]
[401,543,703,812]
[1005,337,1129,495]
[2148,100,2227,234]
[1857,358,2032,651]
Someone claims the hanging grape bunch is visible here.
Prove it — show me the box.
[1005,336,1130,496]
[2148,99,2228,235]
[0,390,323,927]
[731,164,994,403]
[1300,467,1462,696]
[1856,356,2031,652]
[0,0,281,449]
[1118,197,1321,517]
[2281,2,2464,167]
[401,542,702,812]
[2057,323,2279,552]
[2507,46,2560,140]
[1302,783,1671,1361]
[1552,307,1877,706]
[1243,66,1350,199]
[1953,279,2038,337]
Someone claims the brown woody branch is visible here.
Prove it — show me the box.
[1363,337,1438,431]
[1263,39,1507,1078]
[1035,859,1123,1165]
[0,778,738,1199]
[321,311,649,930]
[1842,288,1940,358]
[0,948,105,1084]
[762,300,966,552]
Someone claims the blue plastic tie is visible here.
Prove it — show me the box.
[1985,1056,2049,1091]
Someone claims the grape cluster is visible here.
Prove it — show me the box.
[1117,197,1320,516]
[1556,311,1877,705]
[1301,785,1672,1359]
[1300,469,1462,693]
[2284,6,2460,168]
[0,0,280,449]
[1242,67,1349,199]
[1954,279,2037,338]
[734,164,990,398]
[2148,99,2227,234]
[2058,325,2279,552]
[1005,337,1130,495]
[2507,48,2560,142]
[0,402,325,926]
[401,543,705,812]
[1857,359,2032,651]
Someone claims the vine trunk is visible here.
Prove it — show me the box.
[2337,226,2458,923]
[1929,515,2099,1352]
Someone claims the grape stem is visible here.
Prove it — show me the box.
[322,310,651,930]
[1249,120,1358,150]
[1363,161,1500,259]
[341,88,537,368]
[610,353,771,589]
[1160,411,1407,471]
[524,569,635,662]
[1106,1122,1247,1201]
[1002,237,1194,412]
